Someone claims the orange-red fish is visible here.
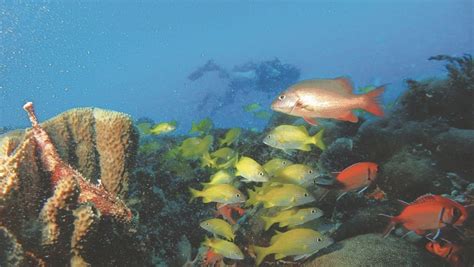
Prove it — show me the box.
[202,248,223,267]
[383,194,467,237]
[425,241,464,267]
[335,162,378,194]
[271,77,385,125]
[216,203,245,225]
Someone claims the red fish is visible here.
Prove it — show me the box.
[383,194,467,237]
[202,248,223,267]
[216,203,245,225]
[334,162,378,199]
[271,77,385,125]
[425,241,463,267]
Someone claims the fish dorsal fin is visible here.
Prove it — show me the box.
[333,77,354,93]
[298,125,309,135]
[412,194,437,205]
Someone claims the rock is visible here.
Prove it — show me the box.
[304,234,444,267]
[379,149,449,201]
[433,127,474,179]
[319,137,362,172]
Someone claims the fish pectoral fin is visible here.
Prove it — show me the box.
[282,149,296,156]
[338,112,358,123]
[294,254,310,261]
[275,253,286,260]
[303,117,318,126]
[357,186,369,195]
[300,144,311,151]
[302,244,308,250]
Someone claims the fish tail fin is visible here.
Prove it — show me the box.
[246,188,258,207]
[250,245,269,266]
[260,215,274,231]
[379,214,397,238]
[361,85,385,117]
[311,128,326,151]
[189,187,202,203]
[201,152,216,168]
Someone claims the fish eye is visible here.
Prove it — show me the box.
[311,209,316,213]
[278,95,286,101]
[259,172,264,176]
[316,237,322,242]
[236,193,241,198]
[308,170,313,174]
[282,161,287,165]
[304,193,308,197]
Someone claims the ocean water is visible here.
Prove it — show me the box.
[0,1,473,267]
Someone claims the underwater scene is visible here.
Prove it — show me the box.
[1,1,473,267]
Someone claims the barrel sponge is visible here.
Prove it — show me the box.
[0,226,25,266]
[93,108,138,197]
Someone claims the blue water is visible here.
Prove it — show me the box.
[0,1,472,130]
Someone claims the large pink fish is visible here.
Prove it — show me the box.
[271,77,385,125]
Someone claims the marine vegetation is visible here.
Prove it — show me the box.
[1,54,473,267]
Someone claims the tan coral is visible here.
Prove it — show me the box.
[0,102,138,265]
[70,205,99,267]
[40,175,79,246]
[0,226,26,266]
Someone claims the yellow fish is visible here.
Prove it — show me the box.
[263,158,293,177]
[201,151,217,168]
[243,103,261,112]
[136,122,152,135]
[211,147,238,161]
[149,121,177,135]
[251,228,333,265]
[201,170,235,188]
[210,147,239,170]
[263,125,326,152]
[219,128,241,147]
[203,237,244,260]
[253,110,272,120]
[246,184,314,209]
[190,117,213,135]
[200,218,235,241]
[235,156,270,183]
[179,135,213,159]
[271,164,319,187]
[260,207,323,231]
[189,184,245,204]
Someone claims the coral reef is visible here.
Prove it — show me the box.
[0,102,141,266]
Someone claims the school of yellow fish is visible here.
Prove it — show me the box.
[182,77,386,266]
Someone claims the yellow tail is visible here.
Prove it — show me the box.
[201,151,217,168]
[246,188,258,207]
[260,215,274,231]
[189,187,202,203]
[311,128,326,151]
[250,245,269,266]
